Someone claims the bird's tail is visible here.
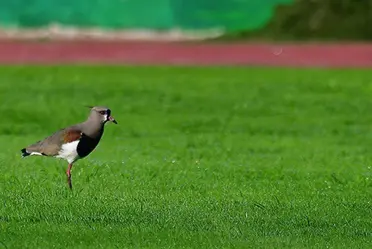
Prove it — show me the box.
[21,148,30,158]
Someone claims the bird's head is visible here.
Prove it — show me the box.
[87,106,118,125]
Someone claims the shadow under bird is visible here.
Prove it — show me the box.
[20,106,117,189]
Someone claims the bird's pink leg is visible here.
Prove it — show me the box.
[66,163,73,190]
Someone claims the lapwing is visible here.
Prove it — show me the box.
[20,106,117,189]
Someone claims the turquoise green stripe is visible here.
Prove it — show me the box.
[0,0,293,31]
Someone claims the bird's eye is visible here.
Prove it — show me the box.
[99,111,106,115]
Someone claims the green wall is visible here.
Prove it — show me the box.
[0,0,293,32]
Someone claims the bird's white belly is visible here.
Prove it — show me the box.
[56,140,80,164]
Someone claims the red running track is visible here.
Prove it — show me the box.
[0,41,372,67]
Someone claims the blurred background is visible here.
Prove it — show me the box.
[0,0,370,41]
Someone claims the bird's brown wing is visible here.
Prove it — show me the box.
[63,129,83,143]
[24,127,83,156]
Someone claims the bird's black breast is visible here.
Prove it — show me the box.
[76,133,101,158]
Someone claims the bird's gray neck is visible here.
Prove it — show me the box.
[81,119,105,139]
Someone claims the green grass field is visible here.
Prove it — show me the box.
[0,66,371,248]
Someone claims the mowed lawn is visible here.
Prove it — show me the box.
[0,66,371,248]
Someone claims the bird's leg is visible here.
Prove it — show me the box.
[66,163,73,190]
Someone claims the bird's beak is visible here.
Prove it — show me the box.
[108,115,118,124]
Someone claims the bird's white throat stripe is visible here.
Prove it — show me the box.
[30,152,43,156]
[56,140,80,164]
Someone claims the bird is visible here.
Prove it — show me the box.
[20,106,117,189]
